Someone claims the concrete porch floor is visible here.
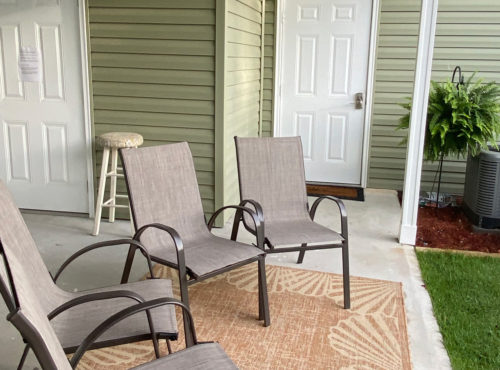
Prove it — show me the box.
[0,189,451,369]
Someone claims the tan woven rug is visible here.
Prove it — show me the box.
[78,264,411,369]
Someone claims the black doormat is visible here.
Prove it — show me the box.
[306,184,364,201]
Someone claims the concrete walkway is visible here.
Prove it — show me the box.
[0,189,451,369]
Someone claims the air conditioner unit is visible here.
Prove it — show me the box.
[463,147,500,229]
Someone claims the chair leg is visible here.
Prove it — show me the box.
[92,147,110,236]
[258,257,270,326]
[296,243,307,264]
[120,244,137,284]
[342,240,350,309]
[178,271,194,347]
[258,261,264,320]
[109,148,118,223]
[17,344,30,370]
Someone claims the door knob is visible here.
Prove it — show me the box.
[354,92,364,109]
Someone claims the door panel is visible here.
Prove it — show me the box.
[38,24,65,100]
[279,0,372,185]
[0,0,88,212]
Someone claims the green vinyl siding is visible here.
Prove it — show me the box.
[262,0,275,137]
[87,0,216,218]
[368,0,500,195]
[223,0,264,208]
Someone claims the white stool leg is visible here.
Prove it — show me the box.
[92,147,110,236]
[109,147,118,223]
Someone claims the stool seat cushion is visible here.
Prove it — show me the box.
[96,132,143,148]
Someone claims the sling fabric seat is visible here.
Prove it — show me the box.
[234,136,350,309]
[120,142,270,340]
[51,279,175,350]
[136,234,260,279]
[133,342,236,369]
[0,181,177,360]
[0,240,237,370]
[263,219,343,247]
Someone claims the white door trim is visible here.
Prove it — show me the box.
[78,0,95,217]
[273,0,380,188]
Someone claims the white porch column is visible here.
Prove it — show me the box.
[399,0,439,245]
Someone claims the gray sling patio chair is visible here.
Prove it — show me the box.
[119,142,270,340]
[0,181,179,367]
[234,136,350,309]
[0,241,238,370]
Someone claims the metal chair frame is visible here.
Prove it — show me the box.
[0,239,198,370]
[0,238,180,369]
[234,138,350,309]
[119,147,271,349]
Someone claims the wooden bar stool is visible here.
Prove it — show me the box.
[92,132,143,236]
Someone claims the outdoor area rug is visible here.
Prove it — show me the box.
[78,264,411,369]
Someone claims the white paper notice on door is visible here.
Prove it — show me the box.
[19,47,42,82]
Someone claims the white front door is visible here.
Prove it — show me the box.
[277,0,372,185]
[0,0,89,212]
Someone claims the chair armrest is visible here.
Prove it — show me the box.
[133,223,186,279]
[309,196,348,239]
[53,239,155,283]
[207,205,265,251]
[70,297,196,368]
[238,199,264,223]
[47,290,146,320]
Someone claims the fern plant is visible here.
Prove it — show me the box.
[398,73,500,162]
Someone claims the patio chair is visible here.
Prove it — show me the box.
[234,136,350,309]
[0,241,237,370]
[0,181,178,367]
[119,142,270,338]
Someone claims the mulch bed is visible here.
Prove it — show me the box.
[417,206,500,254]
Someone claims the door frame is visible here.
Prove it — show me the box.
[78,0,95,216]
[272,0,380,188]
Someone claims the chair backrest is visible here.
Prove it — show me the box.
[0,182,62,314]
[120,143,209,254]
[0,241,71,370]
[235,136,310,223]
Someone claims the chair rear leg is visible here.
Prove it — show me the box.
[342,240,350,309]
[178,271,195,347]
[257,257,271,326]
[296,243,307,264]
[17,344,29,370]
[120,245,137,284]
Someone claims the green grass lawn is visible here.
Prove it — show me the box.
[416,251,500,370]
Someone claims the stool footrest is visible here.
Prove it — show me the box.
[103,198,129,208]
[102,204,129,209]
[105,172,124,178]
